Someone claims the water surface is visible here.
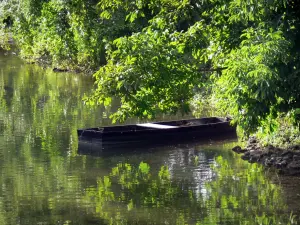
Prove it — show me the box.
[0,51,299,224]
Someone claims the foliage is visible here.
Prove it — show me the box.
[2,0,300,138]
[0,0,147,71]
[214,27,291,135]
[86,28,204,121]
[85,0,300,137]
[0,24,9,50]
[0,0,16,50]
[256,113,300,147]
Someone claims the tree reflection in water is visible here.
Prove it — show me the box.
[86,156,297,225]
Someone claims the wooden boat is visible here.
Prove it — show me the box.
[77,117,236,152]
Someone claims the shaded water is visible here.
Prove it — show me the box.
[0,51,300,224]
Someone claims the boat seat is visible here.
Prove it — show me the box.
[136,123,179,129]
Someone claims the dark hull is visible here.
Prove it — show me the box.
[77,117,236,153]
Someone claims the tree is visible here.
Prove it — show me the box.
[0,0,148,71]
[86,0,300,136]
[2,0,300,137]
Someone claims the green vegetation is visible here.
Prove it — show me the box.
[1,0,300,143]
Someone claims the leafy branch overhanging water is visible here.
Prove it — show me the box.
[1,0,300,142]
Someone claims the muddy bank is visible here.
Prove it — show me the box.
[233,137,300,175]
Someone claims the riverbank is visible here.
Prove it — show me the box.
[233,137,300,175]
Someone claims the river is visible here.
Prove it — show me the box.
[0,51,300,224]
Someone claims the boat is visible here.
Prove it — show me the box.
[77,117,236,153]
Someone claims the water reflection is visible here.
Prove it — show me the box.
[77,133,237,157]
[0,52,298,224]
[82,152,295,225]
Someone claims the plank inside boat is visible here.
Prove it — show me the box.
[136,123,179,129]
